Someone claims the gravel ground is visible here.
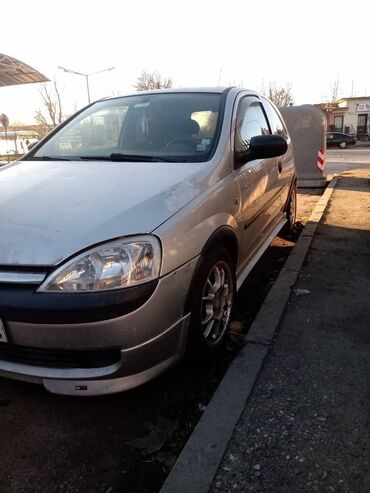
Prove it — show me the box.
[211,170,370,493]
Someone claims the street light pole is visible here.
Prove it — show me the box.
[58,66,115,104]
[85,74,91,104]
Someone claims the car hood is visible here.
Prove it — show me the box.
[0,160,209,266]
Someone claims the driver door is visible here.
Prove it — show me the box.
[233,96,282,271]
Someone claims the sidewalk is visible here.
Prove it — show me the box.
[355,141,370,147]
[210,169,370,492]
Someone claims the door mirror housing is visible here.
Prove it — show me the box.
[235,134,288,167]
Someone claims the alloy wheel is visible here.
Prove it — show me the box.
[201,261,233,345]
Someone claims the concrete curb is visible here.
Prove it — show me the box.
[159,177,339,493]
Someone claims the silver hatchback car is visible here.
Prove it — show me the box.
[0,87,296,395]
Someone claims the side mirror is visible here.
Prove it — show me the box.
[235,134,288,166]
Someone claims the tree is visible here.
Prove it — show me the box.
[133,70,172,91]
[0,112,9,138]
[0,113,9,129]
[34,80,63,134]
[263,82,294,107]
[319,78,341,113]
[318,78,343,131]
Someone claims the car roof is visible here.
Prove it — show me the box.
[101,87,259,101]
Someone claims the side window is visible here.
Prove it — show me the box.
[262,99,287,136]
[235,99,269,152]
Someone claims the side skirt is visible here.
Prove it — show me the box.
[236,217,286,291]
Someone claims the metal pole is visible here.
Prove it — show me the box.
[4,124,9,163]
[86,75,91,104]
[58,66,114,105]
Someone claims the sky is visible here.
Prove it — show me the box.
[1,0,370,124]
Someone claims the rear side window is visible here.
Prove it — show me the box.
[235,99,269,152]
[262,98,287,137]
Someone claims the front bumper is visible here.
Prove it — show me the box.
[0,257,198,395]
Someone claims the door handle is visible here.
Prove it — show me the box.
[277,161,283,173]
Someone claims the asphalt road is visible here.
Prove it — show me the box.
[325,147,370,176]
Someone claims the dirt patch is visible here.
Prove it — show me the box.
[297,188,322,223]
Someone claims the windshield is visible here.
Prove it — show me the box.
[29,92,223,163]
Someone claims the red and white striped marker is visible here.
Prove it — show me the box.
[317,149,325,173]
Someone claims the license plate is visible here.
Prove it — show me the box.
[0,319,8,343]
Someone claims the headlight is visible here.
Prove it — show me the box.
[38,235,161,293]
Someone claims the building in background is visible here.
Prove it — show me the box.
[323,96,370,141]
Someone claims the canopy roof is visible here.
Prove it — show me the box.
[0,53,49,87]
[0,130,39,139]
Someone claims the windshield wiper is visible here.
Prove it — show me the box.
[110,154,190,163]
[151,156,189,162]
[110,153,157,161]
[25,156,72,161]
[76,154,192,163]
[77,154,155,162]
[26,154,199,163]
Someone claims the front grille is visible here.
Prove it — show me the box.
[0,266,47,285]
[0,344,121,369]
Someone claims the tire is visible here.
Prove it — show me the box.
[187,248,236,357]
[283,184,297,233]
[339,141,347,149]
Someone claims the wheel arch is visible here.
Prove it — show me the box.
[283,174,298,212]
[200,226,239,267]
[184,226,238,314]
